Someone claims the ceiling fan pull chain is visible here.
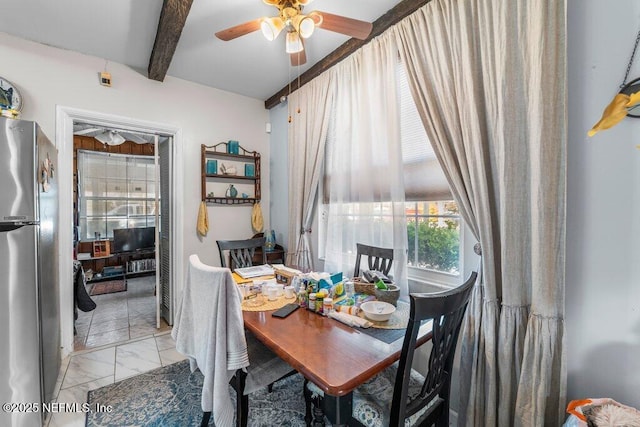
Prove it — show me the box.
[297,66,301,114]
[620,27,640,89]
[288,60,293,123]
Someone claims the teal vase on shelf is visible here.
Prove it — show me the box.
[225,184,238,198]
[227,140,239,154]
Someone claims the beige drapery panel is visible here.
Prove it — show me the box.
[286,72,335,271]
[323,31,409,295]
[391,0,567,425]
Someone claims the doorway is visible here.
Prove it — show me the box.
[72,132,168,350]
[56,107,183,357]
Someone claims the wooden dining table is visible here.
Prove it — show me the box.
[242,306,433,426]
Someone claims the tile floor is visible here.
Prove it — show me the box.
[47,331,186,427]
[75,275,170,351]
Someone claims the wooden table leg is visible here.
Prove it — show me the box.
[322,393,364,427]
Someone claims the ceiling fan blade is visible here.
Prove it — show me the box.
[215,18,262,41]
[313,11,373,40]
[290,44,307,66]
[74,127,101,136]
[123,133,149,144]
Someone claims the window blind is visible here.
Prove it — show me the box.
[323,58,452,203]
[398,61,452,202]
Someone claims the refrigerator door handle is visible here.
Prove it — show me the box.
[0,223,38,232]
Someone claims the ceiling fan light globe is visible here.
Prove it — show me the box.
[295,15,315,38]
[285,31,304,53]
[260,17,284,41]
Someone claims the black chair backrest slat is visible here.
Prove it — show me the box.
[389,271,477,426]
[354,243,394,278]
[217,237,267,269]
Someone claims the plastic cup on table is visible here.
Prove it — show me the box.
[284,285,295,299]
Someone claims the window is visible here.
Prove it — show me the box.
[320,57,462,281]
[397,60,461,278]
[77,150,158,240]
[406,201,460,275]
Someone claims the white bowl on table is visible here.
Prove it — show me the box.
[360,301,396,322]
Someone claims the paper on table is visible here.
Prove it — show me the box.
[328,311,373,329]
[234,264,274,278]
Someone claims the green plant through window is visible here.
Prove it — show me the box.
[406,201,460,274]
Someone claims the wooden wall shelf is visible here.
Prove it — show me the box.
[201,142,261,205]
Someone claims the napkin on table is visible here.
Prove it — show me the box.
[328,311,372,328]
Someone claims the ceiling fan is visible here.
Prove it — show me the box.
[74,125,151,146]
[215,0,373,66]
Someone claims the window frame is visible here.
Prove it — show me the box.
[317,55,466,287]
[405,199,462,276]
[77,150,158,241]
[318,200,465,288]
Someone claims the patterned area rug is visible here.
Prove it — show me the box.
[89,279,127,296]
[86,360,308,426]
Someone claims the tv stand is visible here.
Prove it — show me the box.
[76,241,156,283]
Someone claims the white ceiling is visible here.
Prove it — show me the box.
[0,0,402,101]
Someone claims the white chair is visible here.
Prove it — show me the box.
[172,254,295,427]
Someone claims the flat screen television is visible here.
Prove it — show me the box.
[113,227,155,253]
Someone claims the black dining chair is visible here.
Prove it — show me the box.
[305,271,477,427]
[217,236,267,269]
[353,243,394,278]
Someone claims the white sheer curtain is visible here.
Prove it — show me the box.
[391,0,566,425]
[287,71,336,271]
[323,31,408,296]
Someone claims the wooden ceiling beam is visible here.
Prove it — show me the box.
[148,0,194,82]
[264,0,432,109]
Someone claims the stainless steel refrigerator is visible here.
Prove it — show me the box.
[0,117,60,426]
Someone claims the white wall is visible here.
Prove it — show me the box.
[566,0,640,408]
[0,32,270,340]
[268,101,289,250]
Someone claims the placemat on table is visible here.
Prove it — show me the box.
[358,301,410,330]
[358,327,406,344]
[241,294,297,312]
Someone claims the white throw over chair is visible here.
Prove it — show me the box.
[172,254,295,427]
